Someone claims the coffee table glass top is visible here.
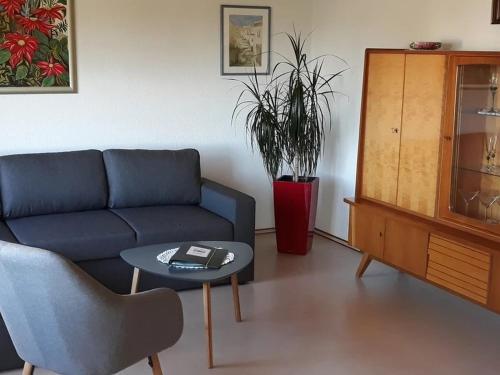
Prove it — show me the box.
[120,241,253,283]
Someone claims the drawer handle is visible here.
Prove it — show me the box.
[391,128,399,134]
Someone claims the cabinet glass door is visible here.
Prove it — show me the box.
[445,57,500,233]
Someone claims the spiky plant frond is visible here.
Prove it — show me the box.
[232,30,347,181]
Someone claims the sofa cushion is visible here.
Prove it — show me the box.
[0,222,16,243]
[0,150,108,219]
[6,210,136,261]
[103,149,201,208]
[111,205,233,246]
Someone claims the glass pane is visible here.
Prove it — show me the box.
[451,64,500,224]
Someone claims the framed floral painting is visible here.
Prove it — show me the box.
[0,0,75,93]
[220,5,271,76]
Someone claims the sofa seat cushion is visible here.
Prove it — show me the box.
[6,210,136,261]
[111,206,233,246]
[0,222,16,243]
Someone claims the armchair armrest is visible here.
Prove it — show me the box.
[200,178,256,249]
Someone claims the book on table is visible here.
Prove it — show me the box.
[169,243,228,269]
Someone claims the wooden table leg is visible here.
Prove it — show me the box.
[356,253,373,278]
[131,267,141,294]
[203,282,213,369]
[231,273,242,322]
[22,363,34,375]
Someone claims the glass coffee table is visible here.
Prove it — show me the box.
[120,241,253,369]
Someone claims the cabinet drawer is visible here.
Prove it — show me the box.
[426,234,491,304]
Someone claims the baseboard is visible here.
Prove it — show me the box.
[255,228,276,235]
[255,227,357,251]
[313,228,347,246]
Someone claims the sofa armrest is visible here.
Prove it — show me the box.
[200,178,256,250]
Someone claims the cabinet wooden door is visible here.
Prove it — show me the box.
[397,54,447,217]
[361,53,405,205]
[351,206,385,258]
[384,219,429,277]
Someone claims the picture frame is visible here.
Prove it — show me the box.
[220,5,271,76]
[0,0,76,94]
[493,0,500,24]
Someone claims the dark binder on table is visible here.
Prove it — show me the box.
[169,243,228,269]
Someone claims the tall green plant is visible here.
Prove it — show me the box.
[232,31,346,182]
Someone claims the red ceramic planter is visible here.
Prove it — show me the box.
[273,176,319,255]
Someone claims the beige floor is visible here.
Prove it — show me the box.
[6,234,500,375]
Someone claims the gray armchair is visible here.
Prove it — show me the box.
[0,241,183,375]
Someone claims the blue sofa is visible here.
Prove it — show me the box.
[0,149,255,371]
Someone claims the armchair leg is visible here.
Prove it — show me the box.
[356,253,373,278]
[150,354,163,375]
[22,363,34,375]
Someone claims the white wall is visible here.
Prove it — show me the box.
[312,0,500,239]
[3,0,500,238]
[0,0,312,230]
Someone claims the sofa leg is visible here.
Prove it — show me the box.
[22,362,34,375]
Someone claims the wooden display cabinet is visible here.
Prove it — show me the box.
[347,49,500,313]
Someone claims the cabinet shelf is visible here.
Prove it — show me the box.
[477,109,500,117]
[458,165,500,178]
[460,83,492,89]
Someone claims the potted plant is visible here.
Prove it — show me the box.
[232,31,345,255]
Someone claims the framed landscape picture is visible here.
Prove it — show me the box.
[493,0,500,24]
[0,0,75,93]
[221,5,271,76]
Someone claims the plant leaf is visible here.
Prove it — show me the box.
[42,75,55,87]
[33,30,49,46]
[15,65,28,80]
[0,49,10,65]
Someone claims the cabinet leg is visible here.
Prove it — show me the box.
[356,253,373,278]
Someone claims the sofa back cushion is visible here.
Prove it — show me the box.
[103,149,201,208]
[0,150,108,219]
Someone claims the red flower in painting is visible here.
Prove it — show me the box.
[0,0,25,18]
[33,5,65,21]
[1,33,38,67]
[16,15,54,35]
[37,58,65,77]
